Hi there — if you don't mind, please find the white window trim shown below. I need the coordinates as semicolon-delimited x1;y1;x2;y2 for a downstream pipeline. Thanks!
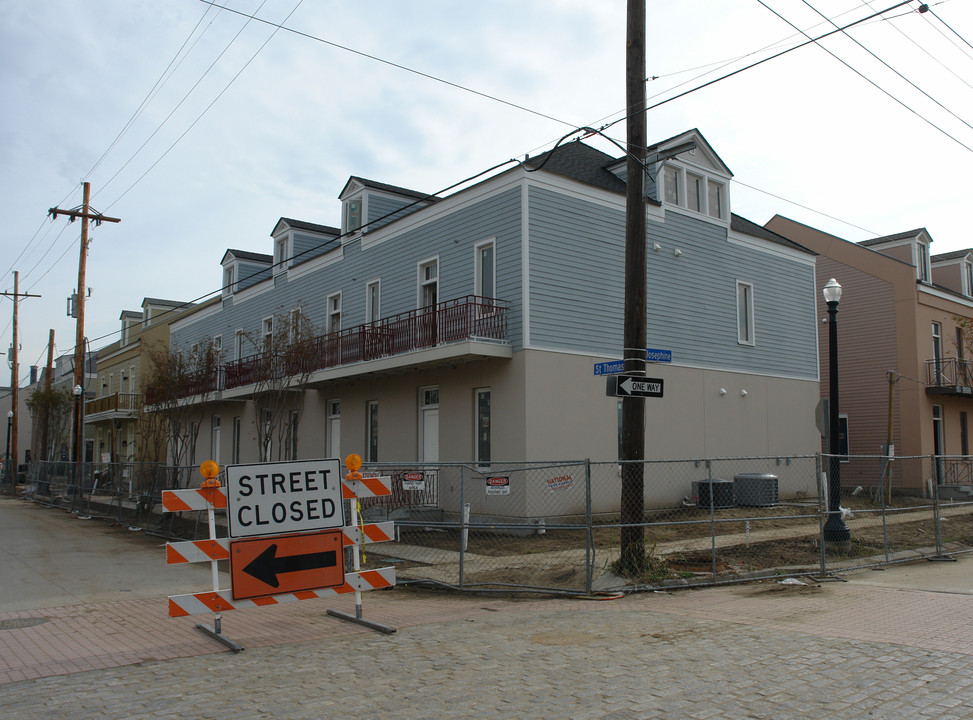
234;329;246;360
737;281;755;346
343;195;365;235
474;239;496;299
222;264;236;297
327;292;342;333
662;162;729;223
273;234;291;275
916;242;931;283
366;279;381;323
417;256;440;308
262;316;274;349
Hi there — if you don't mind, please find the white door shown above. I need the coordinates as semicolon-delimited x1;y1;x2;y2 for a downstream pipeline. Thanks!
421;408;439;463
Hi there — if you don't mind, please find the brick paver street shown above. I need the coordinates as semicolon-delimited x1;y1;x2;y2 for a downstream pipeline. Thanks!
3;496;973;719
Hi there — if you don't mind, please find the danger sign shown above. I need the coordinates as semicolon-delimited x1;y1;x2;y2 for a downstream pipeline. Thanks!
225;459;344;539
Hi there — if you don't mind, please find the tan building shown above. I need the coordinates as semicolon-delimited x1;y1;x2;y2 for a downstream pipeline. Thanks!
767;216;973;492
85;298;194;464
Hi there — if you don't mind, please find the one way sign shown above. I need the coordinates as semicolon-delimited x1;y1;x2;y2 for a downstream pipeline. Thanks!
607;374;664;398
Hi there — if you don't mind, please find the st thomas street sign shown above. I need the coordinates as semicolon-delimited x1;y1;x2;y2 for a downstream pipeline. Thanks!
225;458;344;539
606;374;664;398
230;530;344;600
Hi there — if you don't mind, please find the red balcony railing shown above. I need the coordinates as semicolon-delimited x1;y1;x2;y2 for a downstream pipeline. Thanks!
220;295;507;392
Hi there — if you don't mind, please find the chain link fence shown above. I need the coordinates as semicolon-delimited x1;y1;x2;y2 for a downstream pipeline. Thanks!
12;454;973;595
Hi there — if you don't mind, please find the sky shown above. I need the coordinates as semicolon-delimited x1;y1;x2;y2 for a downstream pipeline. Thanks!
2;0;972;386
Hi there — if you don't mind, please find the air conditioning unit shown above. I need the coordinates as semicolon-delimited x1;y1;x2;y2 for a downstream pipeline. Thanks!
734;473;779;507
692;479;734;510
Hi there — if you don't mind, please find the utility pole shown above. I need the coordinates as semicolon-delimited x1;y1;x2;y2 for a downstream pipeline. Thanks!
618;0;648;574
43;329;55;462
49;182;121;464
1;271;40;484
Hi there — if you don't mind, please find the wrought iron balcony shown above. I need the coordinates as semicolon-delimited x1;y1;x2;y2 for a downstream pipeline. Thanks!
221;295;508;392
84;392;140;418
926;357;973;397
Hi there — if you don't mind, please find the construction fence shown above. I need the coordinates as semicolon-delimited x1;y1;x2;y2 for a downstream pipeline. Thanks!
11;454;973;596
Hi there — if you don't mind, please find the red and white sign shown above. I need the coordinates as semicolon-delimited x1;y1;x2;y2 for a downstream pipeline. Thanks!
486;476;510;496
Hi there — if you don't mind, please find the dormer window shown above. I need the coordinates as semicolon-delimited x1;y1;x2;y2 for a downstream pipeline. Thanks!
274;235;290;274
344;196;363;234
917;242;930;283
222;265;235;296
662;163;727;221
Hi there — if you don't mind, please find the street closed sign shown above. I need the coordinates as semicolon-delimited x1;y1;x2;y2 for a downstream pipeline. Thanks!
225;459;344;539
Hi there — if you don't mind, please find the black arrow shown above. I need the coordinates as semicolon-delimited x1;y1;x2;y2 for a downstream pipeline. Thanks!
243;544;338;588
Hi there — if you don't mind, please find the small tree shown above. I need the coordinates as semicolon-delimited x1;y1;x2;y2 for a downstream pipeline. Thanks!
143;340;221;481
26;385;74;462
249;308;321;462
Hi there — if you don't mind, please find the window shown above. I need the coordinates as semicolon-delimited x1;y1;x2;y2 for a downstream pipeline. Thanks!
213;335;222;356
223;265;235;295
366;280;381;323
235;330;246;360
289;308;302;343
327;400;341;459
663;165;679;205
231;417;241;464
262;317;273;349
419;258;438;307
274;236;289;272
933;321;944;384
366;400;379;463
211;416;221;464
917;242;930;283
737;281;755;345
475;241;495;299
345;197;362;233
327;293;341;333
965;261;973;297
419;386;439;463
475;388;491;466
686;173;703;212
707;181;725;219
962;412;969;456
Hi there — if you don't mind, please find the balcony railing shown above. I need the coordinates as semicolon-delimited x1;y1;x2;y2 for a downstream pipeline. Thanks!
220;295;507;392
926;357;973;395
84;392;140;416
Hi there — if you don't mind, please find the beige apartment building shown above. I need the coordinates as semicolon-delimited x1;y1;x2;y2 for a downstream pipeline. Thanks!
84;298;193;464
767;216;973;492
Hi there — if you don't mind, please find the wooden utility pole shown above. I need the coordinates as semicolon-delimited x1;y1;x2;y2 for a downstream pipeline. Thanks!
42;329;55;461
1;272;40;483
618;0;648;574
49;182;121;464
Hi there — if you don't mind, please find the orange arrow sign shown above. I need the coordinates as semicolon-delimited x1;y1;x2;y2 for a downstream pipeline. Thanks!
230;530;344;601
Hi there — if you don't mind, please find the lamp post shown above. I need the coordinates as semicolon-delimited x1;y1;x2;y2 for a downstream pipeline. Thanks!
823;278;851;550
5;410;12;486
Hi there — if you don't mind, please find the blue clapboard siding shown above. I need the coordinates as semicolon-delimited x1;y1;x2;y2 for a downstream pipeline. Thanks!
366;194;430;232
235;259;271;292
291;231;338;266
172;187;524;353
526;186;816;379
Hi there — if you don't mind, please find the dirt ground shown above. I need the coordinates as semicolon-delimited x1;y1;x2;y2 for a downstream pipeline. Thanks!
375;497;973;588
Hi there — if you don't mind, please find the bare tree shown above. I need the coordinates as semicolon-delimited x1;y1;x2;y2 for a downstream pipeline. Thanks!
26;385;74;462
249;308;321;462
143;340;221;483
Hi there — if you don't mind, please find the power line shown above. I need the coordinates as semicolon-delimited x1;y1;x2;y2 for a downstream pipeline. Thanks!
755;0;973;154
929;5;973;52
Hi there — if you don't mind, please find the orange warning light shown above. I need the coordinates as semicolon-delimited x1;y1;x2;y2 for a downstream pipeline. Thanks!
200;460;221;488
345;454;362;472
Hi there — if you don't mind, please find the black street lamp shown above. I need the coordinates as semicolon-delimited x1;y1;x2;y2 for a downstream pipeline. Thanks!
823;278;851;550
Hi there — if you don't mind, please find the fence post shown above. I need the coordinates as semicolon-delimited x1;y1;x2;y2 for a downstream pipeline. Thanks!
707;460;717;580
817;454;826;576
459;464;466;589
584;459;593;596
933;475;944;557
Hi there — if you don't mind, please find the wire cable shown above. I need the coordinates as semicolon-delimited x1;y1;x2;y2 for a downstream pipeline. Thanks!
101;0;304;211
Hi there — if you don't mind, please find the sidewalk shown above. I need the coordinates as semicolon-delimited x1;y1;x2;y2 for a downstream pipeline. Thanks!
4;496;973;719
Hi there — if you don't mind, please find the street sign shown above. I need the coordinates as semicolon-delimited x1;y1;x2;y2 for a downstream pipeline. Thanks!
230;530;344;600
594;349;672;375
607;374;664;398
225;459;344;539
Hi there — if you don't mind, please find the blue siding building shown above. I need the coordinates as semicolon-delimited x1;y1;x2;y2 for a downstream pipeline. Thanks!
169;129;820;508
